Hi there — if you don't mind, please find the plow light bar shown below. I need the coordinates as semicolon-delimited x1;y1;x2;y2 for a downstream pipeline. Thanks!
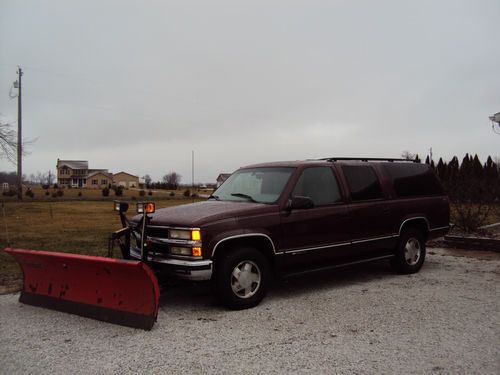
137;202;155;214
114;201;129;213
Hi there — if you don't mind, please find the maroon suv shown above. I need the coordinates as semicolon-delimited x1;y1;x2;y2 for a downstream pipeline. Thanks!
127;158;450;309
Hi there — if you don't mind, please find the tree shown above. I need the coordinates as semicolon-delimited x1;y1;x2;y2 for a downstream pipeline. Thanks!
143;174;152;188
162;172;181;190
0;121;17;164
47;170;54;185
436;158;447;182
401;151;416;160
0;119;34;165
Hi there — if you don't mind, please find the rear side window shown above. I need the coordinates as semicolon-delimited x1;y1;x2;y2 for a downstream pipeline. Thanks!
342;165;384;201
383;163;444;197
292;167;342;206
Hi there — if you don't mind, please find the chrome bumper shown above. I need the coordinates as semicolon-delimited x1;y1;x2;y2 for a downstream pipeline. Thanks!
130;246;212;281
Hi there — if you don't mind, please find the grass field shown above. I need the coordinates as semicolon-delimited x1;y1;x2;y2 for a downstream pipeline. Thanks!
0;197;201;290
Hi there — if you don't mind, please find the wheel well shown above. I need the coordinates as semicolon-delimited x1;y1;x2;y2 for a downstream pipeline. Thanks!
399;218;429;241
212;236;275;270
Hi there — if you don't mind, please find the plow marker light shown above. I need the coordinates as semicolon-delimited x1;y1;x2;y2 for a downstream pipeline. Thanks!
4;248;160;330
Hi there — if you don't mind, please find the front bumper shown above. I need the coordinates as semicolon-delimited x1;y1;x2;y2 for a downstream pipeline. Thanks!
130;246;212;281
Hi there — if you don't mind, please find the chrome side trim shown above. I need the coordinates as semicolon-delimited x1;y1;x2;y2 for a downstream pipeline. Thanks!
398;217;430;234
287;241;351;255
351;235;398;244
286;234;398;255
212;233;277;257
429;225;450;232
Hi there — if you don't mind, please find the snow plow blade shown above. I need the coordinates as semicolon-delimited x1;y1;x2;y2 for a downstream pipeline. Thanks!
4;248;160;330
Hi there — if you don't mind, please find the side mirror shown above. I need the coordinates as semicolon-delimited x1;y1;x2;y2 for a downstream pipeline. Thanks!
287;196;314;210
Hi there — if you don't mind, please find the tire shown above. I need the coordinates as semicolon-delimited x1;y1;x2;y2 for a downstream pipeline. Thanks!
213;247;270;310
390;228;426;274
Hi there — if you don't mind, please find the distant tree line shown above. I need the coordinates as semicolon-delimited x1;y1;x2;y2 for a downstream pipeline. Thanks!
421;153;499;232
426;154;499;204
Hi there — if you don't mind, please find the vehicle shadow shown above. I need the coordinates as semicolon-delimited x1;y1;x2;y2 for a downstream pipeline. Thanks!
157;259;413;312
269;259;397;301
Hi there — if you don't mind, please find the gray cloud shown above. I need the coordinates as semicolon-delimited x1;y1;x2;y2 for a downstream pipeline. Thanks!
1;0;499;182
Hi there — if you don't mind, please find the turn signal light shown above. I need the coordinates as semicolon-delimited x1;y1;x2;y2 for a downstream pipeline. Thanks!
137;202;155;214
191;230;201;241
192;247;202;257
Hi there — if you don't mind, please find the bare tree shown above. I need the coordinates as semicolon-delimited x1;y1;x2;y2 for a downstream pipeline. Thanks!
0;121;17;164
0;119;35;165
401;150;416;160
162;172;181;190
47;170;54;185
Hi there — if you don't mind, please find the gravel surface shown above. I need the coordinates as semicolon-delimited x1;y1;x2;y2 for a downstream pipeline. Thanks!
1;248;499;374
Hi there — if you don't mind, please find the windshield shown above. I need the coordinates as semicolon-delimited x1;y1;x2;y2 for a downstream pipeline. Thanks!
212;167;294;204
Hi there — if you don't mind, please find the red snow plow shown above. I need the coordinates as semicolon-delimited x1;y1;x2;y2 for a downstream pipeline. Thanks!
4;201;160;330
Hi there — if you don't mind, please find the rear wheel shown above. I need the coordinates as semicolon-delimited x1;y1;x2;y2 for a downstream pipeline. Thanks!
213;247;270;310
390;228;426;274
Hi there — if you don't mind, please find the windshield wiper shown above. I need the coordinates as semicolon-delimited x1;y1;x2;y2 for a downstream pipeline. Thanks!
230;193;258;203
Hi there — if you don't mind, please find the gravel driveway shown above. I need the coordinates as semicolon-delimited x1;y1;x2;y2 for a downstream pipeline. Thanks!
1;248;498;374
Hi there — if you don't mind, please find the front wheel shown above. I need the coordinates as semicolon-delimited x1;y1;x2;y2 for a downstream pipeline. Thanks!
213;247;270;310
390;229;426;274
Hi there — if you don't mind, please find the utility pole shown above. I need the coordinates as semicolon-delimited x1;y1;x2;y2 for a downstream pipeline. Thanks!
191;150;195;203
16;66;23;200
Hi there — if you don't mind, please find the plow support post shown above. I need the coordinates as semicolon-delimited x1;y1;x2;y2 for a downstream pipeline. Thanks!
4;248;160;330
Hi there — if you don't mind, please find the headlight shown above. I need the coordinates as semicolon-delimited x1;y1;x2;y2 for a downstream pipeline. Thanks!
113;201;129;213
169;229;191;240
169;229;202;241
170;246;202;257
170;247;192;256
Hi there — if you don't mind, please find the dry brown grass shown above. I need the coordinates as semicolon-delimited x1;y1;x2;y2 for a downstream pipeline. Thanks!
0;199;200;283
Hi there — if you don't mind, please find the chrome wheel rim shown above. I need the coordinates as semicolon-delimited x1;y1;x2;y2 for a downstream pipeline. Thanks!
404;238;421;266
231;260;261;299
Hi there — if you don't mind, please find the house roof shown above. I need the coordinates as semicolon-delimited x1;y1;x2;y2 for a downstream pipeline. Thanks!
57;160;88;170
87;171;113;179
113;171;139;179
88;169;109;174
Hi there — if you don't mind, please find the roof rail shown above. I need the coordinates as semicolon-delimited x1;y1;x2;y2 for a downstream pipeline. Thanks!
320;157;417;163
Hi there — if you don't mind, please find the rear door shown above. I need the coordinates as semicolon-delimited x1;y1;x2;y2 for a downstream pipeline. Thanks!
340;164;396;254
280;166;351;270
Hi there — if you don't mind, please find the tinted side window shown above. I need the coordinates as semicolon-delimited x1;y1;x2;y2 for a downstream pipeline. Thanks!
342;165;384;201
383;163;444;197
292;167;342;206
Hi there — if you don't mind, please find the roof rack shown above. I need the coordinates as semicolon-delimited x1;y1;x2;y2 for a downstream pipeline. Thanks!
320;157;417;163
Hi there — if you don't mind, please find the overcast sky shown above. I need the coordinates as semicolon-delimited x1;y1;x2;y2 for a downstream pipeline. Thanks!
1;0;499;183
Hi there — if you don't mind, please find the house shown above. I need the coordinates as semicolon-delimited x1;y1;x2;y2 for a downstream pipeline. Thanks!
88;171;113;189
57;160;94;188
113;172;139;188
56;159;135;189
216;173;231;187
